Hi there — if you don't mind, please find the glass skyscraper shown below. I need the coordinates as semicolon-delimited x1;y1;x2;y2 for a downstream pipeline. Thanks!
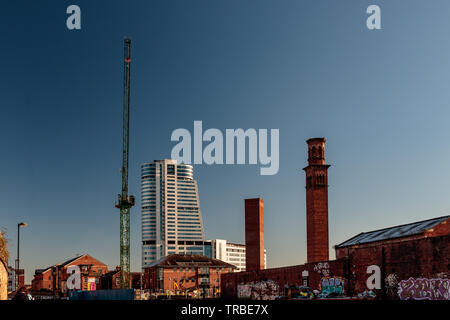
141;159;205;268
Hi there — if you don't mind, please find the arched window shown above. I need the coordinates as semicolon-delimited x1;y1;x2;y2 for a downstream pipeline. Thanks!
318;146;323;158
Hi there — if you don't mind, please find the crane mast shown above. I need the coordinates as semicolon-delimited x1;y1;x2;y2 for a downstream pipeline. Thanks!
116;37;134;289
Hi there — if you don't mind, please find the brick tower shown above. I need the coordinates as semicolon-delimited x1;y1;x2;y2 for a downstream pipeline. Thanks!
245;198;265;271
303;138;330;263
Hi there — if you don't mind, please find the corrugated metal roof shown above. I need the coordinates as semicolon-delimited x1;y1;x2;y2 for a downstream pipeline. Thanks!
335;215;450;248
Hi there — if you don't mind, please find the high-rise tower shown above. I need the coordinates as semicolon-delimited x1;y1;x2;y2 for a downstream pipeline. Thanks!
303;138;330;263
141;160;205;268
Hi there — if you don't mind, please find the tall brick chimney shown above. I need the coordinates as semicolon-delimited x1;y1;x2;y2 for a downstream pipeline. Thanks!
245;198;265;271
303;138;330;263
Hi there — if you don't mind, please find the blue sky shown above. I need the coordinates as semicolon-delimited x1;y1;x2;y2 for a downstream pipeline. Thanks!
2;0;450;283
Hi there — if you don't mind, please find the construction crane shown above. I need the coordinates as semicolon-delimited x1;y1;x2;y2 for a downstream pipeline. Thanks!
116;37;135;289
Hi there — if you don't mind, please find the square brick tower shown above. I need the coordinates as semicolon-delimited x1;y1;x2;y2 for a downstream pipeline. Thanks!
245;198;265;271
303;138;330;263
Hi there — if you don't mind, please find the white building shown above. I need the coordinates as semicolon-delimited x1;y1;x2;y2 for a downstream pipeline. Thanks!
141;160;205;268
206;239;267;272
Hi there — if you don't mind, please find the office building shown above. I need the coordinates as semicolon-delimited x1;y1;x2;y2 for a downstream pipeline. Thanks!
141;160;205;268
205;239;266;272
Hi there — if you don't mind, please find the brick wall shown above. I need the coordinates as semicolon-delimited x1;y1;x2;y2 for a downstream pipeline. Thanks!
145;266;233;294
221;259;348;298
344;234;450;299
221;234;450;299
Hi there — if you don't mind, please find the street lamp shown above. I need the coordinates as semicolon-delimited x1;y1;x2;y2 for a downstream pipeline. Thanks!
15;222;27;291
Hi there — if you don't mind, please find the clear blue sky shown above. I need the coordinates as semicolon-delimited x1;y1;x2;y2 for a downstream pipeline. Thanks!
2;0;450;283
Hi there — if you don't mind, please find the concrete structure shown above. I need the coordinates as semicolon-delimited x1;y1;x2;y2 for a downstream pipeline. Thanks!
303;138;330;263
245;198;265;271
143;254;235;297
141;160;205;268
205;239;267;272
31;254;109;297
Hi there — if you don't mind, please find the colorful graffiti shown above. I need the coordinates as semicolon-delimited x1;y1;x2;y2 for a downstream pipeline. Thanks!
314;262;330;277
398;277;450;300
237;280;280;300
319;277;345;296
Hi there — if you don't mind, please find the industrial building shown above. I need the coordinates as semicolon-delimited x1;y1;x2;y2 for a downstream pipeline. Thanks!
221;138;450;300
31;254;109;297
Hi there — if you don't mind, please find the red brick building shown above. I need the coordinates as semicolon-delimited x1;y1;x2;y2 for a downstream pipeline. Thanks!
101;266;122;290
303;138;330;263
220;138;450;300
245;198;265;271
31;254;109;297
101;266;143;290
335;215;450;298
222;215;450;300
143;254;235;297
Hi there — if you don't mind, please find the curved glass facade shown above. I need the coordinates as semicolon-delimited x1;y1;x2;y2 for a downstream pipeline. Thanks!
141;160;205;268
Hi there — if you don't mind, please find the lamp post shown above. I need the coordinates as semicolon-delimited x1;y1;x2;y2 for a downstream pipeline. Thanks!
15;222;27;291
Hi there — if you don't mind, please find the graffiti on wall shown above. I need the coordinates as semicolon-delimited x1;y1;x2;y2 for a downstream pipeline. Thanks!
314;262;330;277
398;277;450;300
319;277;345;295
237;280;280;300
384;273;399;298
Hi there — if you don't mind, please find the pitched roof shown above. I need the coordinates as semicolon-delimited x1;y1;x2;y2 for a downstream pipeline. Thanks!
143;254;237;269
335;215;450;248
34;254;106;274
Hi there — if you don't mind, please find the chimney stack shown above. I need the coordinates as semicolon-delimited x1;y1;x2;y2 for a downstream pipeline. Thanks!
245;198;265;271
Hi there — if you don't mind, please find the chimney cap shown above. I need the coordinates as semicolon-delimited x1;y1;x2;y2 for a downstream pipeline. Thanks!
306;137;326;144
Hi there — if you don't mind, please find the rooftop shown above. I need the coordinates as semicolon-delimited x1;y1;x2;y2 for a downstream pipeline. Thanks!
144;254;237;269
335;215;450;248
34;254;96;274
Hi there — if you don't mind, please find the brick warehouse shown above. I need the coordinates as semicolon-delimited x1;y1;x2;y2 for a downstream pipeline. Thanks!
221;138;450;300
31;254;109;297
